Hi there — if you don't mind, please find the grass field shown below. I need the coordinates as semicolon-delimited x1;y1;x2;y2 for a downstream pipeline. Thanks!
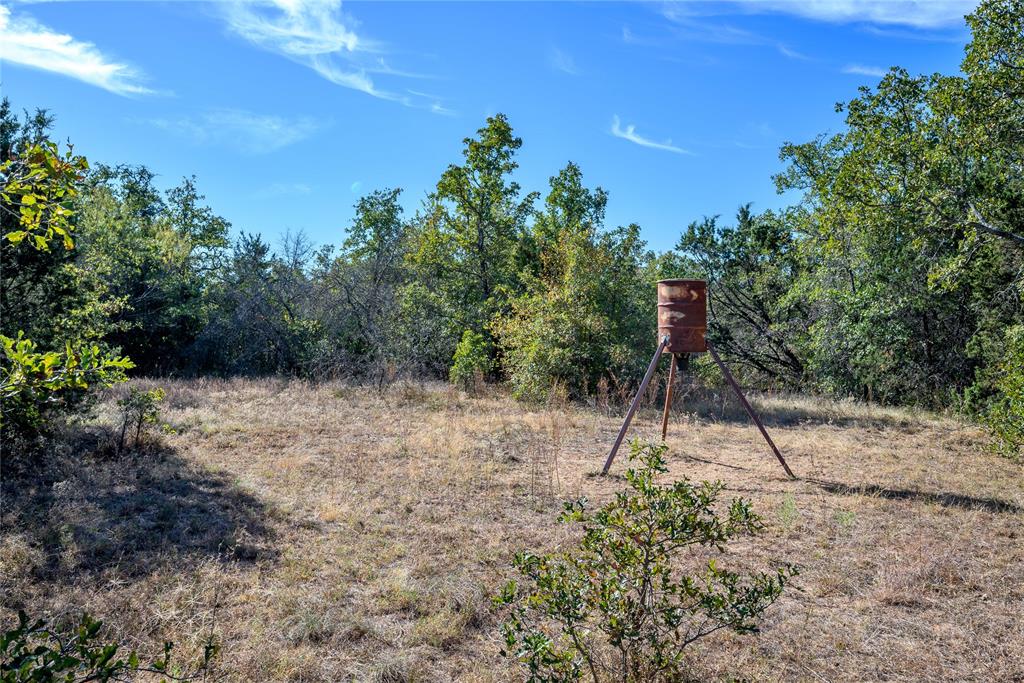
2;378;1022;681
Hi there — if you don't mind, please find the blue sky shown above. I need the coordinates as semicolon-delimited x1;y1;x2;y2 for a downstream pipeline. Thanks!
0;0;976;252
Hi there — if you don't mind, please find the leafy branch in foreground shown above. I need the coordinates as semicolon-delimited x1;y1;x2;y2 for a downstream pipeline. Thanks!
1;610;217;683
0;333;132;435
0;140;87;251
494;441;796;682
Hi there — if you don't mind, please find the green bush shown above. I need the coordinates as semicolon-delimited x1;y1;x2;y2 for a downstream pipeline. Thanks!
450;330;494;392
1;610;216;682
984;325;1024;459
116;386;166;454
0;334;131;445
494;441;796;682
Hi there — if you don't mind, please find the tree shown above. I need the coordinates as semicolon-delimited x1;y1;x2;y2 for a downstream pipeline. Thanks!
196;232;321;376
773;0;1024;405
0;102;131;444
405;114;538;374
494;163;652;401
75;168;230;373
312;188;409;380
677;205;807;386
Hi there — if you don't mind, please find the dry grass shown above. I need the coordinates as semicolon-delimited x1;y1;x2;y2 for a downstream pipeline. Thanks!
2;377;1022;681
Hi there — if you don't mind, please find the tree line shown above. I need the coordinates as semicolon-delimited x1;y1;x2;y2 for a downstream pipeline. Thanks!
2;0;1021;456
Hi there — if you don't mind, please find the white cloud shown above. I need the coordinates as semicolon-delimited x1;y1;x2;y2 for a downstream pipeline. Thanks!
263;181;313;197
549;46;578;75
621;24;666;48
694;1;977;29
777;44;809;60
610;115;691;155
220;0;449;113
150;109;321;155
661;6;807;58
842;63;888;77
0;4;152;96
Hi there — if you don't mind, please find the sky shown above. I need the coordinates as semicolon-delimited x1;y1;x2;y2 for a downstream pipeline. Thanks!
0;0;978;252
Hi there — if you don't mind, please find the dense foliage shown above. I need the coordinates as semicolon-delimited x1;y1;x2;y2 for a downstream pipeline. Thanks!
494;441;795;682
1;0;1021;455
0;103;132;446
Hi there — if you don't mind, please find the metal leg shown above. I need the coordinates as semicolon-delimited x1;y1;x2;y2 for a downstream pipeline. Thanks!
661;353;677;441
706;340;796;479
602;337;669;475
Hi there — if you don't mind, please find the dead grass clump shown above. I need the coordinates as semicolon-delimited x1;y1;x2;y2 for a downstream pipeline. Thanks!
872;540;977;607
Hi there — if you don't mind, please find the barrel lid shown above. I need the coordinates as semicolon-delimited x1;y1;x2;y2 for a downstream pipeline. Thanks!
657;278;707;286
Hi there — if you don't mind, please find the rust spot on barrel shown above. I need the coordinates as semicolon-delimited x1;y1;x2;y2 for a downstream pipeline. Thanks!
657;279;707;353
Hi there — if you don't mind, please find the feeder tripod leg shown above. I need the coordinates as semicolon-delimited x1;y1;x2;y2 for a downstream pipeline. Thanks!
602;337;669;475
660;353;677;441
706;340;797;479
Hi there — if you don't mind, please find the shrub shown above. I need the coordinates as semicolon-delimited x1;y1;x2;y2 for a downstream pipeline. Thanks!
0;334;132;445
984;325;1024;460
116;386;166;454
494;441;796;682
450;330;494;393
1;610;216;682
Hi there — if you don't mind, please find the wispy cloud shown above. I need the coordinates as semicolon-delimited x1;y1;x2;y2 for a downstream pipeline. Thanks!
861;24;966;43
680;1;977;30
549;46;578;75
0;4;153;96
759;0;976;28
777;44;809;60
610;115;691;155
262;182;314;197
660;6;810;58
149;109;322;155
842;63;888;77
621;24;666;48
219;0;450;113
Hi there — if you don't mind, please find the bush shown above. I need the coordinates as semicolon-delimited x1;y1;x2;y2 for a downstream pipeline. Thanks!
1;610;216;682
116;386;166;454
984;325;1024;460
0;334;132;446
494;441;796;682
450;330;494;393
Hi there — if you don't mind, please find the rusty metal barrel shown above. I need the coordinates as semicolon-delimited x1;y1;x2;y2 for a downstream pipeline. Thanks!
657;279;707;353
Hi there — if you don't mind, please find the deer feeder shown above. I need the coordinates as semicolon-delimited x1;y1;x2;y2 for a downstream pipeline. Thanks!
657;279;707;353
601;279;795;479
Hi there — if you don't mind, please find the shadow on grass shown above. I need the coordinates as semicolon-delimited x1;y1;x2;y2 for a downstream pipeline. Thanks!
1;426;276;583
806;478;1023;514
630;375;943;430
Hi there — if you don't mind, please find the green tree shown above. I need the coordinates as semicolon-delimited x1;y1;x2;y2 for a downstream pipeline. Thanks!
75;168;230;373
0;103;131;444
313;188;409;379
677;205;807;386
196;231;323;376
449;329;494;393
774;0;1024;406
405;114;538;373
494;163;652;401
